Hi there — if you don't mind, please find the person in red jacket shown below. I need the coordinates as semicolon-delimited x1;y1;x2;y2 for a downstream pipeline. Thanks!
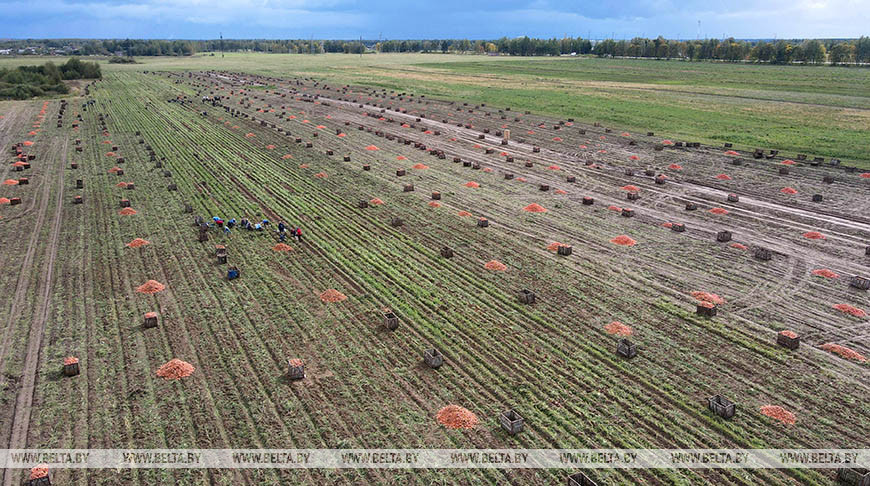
295;227;302;242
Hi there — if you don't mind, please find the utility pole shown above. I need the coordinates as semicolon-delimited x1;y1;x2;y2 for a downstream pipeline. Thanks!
360;35;363;58
220;32;224;58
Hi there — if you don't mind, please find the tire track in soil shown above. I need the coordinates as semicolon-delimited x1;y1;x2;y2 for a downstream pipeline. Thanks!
1;137;65;486
0;133;60;378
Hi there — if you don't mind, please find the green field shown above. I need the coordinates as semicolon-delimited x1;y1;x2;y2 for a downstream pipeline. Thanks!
4;53;867;168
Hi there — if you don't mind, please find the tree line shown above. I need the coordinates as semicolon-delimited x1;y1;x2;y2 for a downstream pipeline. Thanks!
3;37;869;65
589;36;869;65
0;58;101;100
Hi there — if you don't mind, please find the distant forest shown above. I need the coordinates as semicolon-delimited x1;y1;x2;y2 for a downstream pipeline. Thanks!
3;36;869;65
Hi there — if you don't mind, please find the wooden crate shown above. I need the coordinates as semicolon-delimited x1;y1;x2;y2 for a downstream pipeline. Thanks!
617;338;637;359
287;359;305;380
567;472;597;486
708;395;736;419
63;362;80;377
500;409;524;435
517;290;535;305
836;467;870;486
423;349;443;369
850;276;870;290
776;332;800;350
383;312;399;330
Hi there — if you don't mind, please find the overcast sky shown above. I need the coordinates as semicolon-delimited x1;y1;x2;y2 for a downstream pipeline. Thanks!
2;0;868;40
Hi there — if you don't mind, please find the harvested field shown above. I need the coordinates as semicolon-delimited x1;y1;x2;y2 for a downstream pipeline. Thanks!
0;58;868;486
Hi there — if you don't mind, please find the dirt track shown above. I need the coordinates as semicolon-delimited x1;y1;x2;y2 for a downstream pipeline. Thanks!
1;135;66;486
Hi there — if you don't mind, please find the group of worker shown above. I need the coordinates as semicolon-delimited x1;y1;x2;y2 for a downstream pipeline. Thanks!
277;221;303;243
208;216;302;243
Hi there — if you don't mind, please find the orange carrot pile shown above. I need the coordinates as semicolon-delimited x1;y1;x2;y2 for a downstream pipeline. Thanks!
833;304;866;317
760;405;796;425
605;321;633;336
156;359;195;380
119;208;137;215
126;238;150;248
803;231;825;240
319;289;347;303
136;280;165;294
820;343;866;362
484;260;507;271
811;269;839;278
272;243;293;252
610;235;636;246
523;203;547;213
436;405;479;429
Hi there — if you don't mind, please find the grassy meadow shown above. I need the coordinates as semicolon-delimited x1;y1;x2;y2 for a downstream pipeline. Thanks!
3;52;868;166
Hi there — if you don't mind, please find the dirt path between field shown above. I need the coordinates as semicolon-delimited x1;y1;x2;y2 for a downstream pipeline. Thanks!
1;137;66;486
